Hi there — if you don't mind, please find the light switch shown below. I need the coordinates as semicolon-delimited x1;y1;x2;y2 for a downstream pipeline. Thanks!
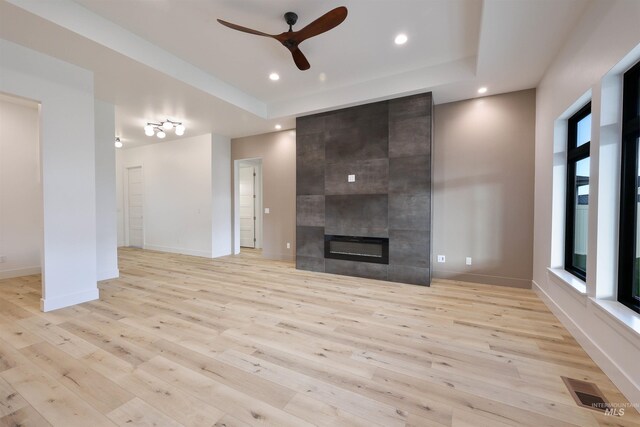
348;174;356;182
264;208;270;214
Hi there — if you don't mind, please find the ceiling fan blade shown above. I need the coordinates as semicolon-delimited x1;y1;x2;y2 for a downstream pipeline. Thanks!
291;48;310;70
293;6;348;43
217;19;275;38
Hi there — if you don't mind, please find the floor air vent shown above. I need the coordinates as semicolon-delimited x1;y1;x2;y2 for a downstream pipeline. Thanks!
562;376;609;412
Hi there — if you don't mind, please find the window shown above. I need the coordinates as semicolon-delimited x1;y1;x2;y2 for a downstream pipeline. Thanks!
565;102;591;281
619;60;640;313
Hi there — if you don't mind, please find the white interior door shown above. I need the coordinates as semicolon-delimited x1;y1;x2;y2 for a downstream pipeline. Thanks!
127;166;144;248
239;166;255;248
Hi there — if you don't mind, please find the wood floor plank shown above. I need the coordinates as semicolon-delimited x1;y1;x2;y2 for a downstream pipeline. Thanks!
283;393;385;427
0;405;52;427
139;355;313;427
15;316;98;359
149;338;295;409
0;247;637;426
216;349;406;427
107;397;181;427
0;377;28;418
116;369;224;427
251;344;455;426
0;365;115;427
19;342;133;414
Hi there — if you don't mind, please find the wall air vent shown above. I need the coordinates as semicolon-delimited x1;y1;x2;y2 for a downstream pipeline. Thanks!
561;376;609;412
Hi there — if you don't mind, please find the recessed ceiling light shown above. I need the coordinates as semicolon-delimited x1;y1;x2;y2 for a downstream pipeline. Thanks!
478;87;488;94
275;124;282;130
394;33;408;45
269;73;280;81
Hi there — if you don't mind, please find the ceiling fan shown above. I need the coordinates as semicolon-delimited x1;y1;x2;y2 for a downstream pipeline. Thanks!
217;6;348;71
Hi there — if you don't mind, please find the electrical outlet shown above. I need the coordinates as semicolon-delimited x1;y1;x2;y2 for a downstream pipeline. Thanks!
286;242;291;249
437;255;445;263
466;257;472;266
348;174;356;182
264;208;270;214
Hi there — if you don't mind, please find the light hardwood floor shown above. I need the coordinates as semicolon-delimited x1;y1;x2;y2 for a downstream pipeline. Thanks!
0;248;638;426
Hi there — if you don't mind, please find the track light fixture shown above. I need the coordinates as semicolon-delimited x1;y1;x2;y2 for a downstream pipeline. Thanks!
144;119;186;138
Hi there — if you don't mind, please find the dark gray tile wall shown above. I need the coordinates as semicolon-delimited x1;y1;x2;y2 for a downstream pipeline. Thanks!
296;195;325;226
325;159;389;195
325;195;389;237
296;226;325;258
325;258;389;281
296;92;432;286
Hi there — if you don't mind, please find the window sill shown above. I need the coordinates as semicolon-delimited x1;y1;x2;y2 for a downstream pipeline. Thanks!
547;267;587;295
590;298;640;344
546;268;640;346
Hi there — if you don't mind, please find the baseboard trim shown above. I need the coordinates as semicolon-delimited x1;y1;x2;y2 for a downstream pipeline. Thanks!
432;269;531;288
532;279;640;407
97;269;120;281
0;266;41;280
265;252;295;262
143;244;212;258
41;288;99;312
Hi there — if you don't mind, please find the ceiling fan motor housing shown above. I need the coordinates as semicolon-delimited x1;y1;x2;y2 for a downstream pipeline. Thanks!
284;12;298;27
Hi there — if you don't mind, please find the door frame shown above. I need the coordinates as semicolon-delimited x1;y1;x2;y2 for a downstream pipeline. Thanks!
123;164;144;248
233;158;262;254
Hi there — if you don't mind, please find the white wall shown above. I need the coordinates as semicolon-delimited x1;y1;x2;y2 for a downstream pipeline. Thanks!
95;99;118;280
0;39;98;311
533;0;640;405
117;134;215;257
211;134;232;258
0;95;42;279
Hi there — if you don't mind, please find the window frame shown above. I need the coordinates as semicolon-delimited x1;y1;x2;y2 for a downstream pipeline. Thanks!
564;102;591;281
618;60;640;313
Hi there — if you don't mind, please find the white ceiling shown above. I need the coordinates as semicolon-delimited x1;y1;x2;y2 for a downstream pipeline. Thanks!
0;0;590;147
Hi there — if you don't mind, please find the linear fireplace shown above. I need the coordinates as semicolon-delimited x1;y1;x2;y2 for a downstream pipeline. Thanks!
324;235;389;265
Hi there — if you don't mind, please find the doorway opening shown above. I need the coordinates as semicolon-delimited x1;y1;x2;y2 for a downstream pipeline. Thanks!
235;159;263;255
125;165;144;248
0;93;43;306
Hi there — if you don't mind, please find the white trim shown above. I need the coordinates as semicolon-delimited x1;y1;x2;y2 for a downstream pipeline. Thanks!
143;244;212;258
533;280;640;407
233;157;263;255
40;288;99;312
0;266;41;280
547;267;587;295
233;160;240;255
591;298;640;347
97;268;119;281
